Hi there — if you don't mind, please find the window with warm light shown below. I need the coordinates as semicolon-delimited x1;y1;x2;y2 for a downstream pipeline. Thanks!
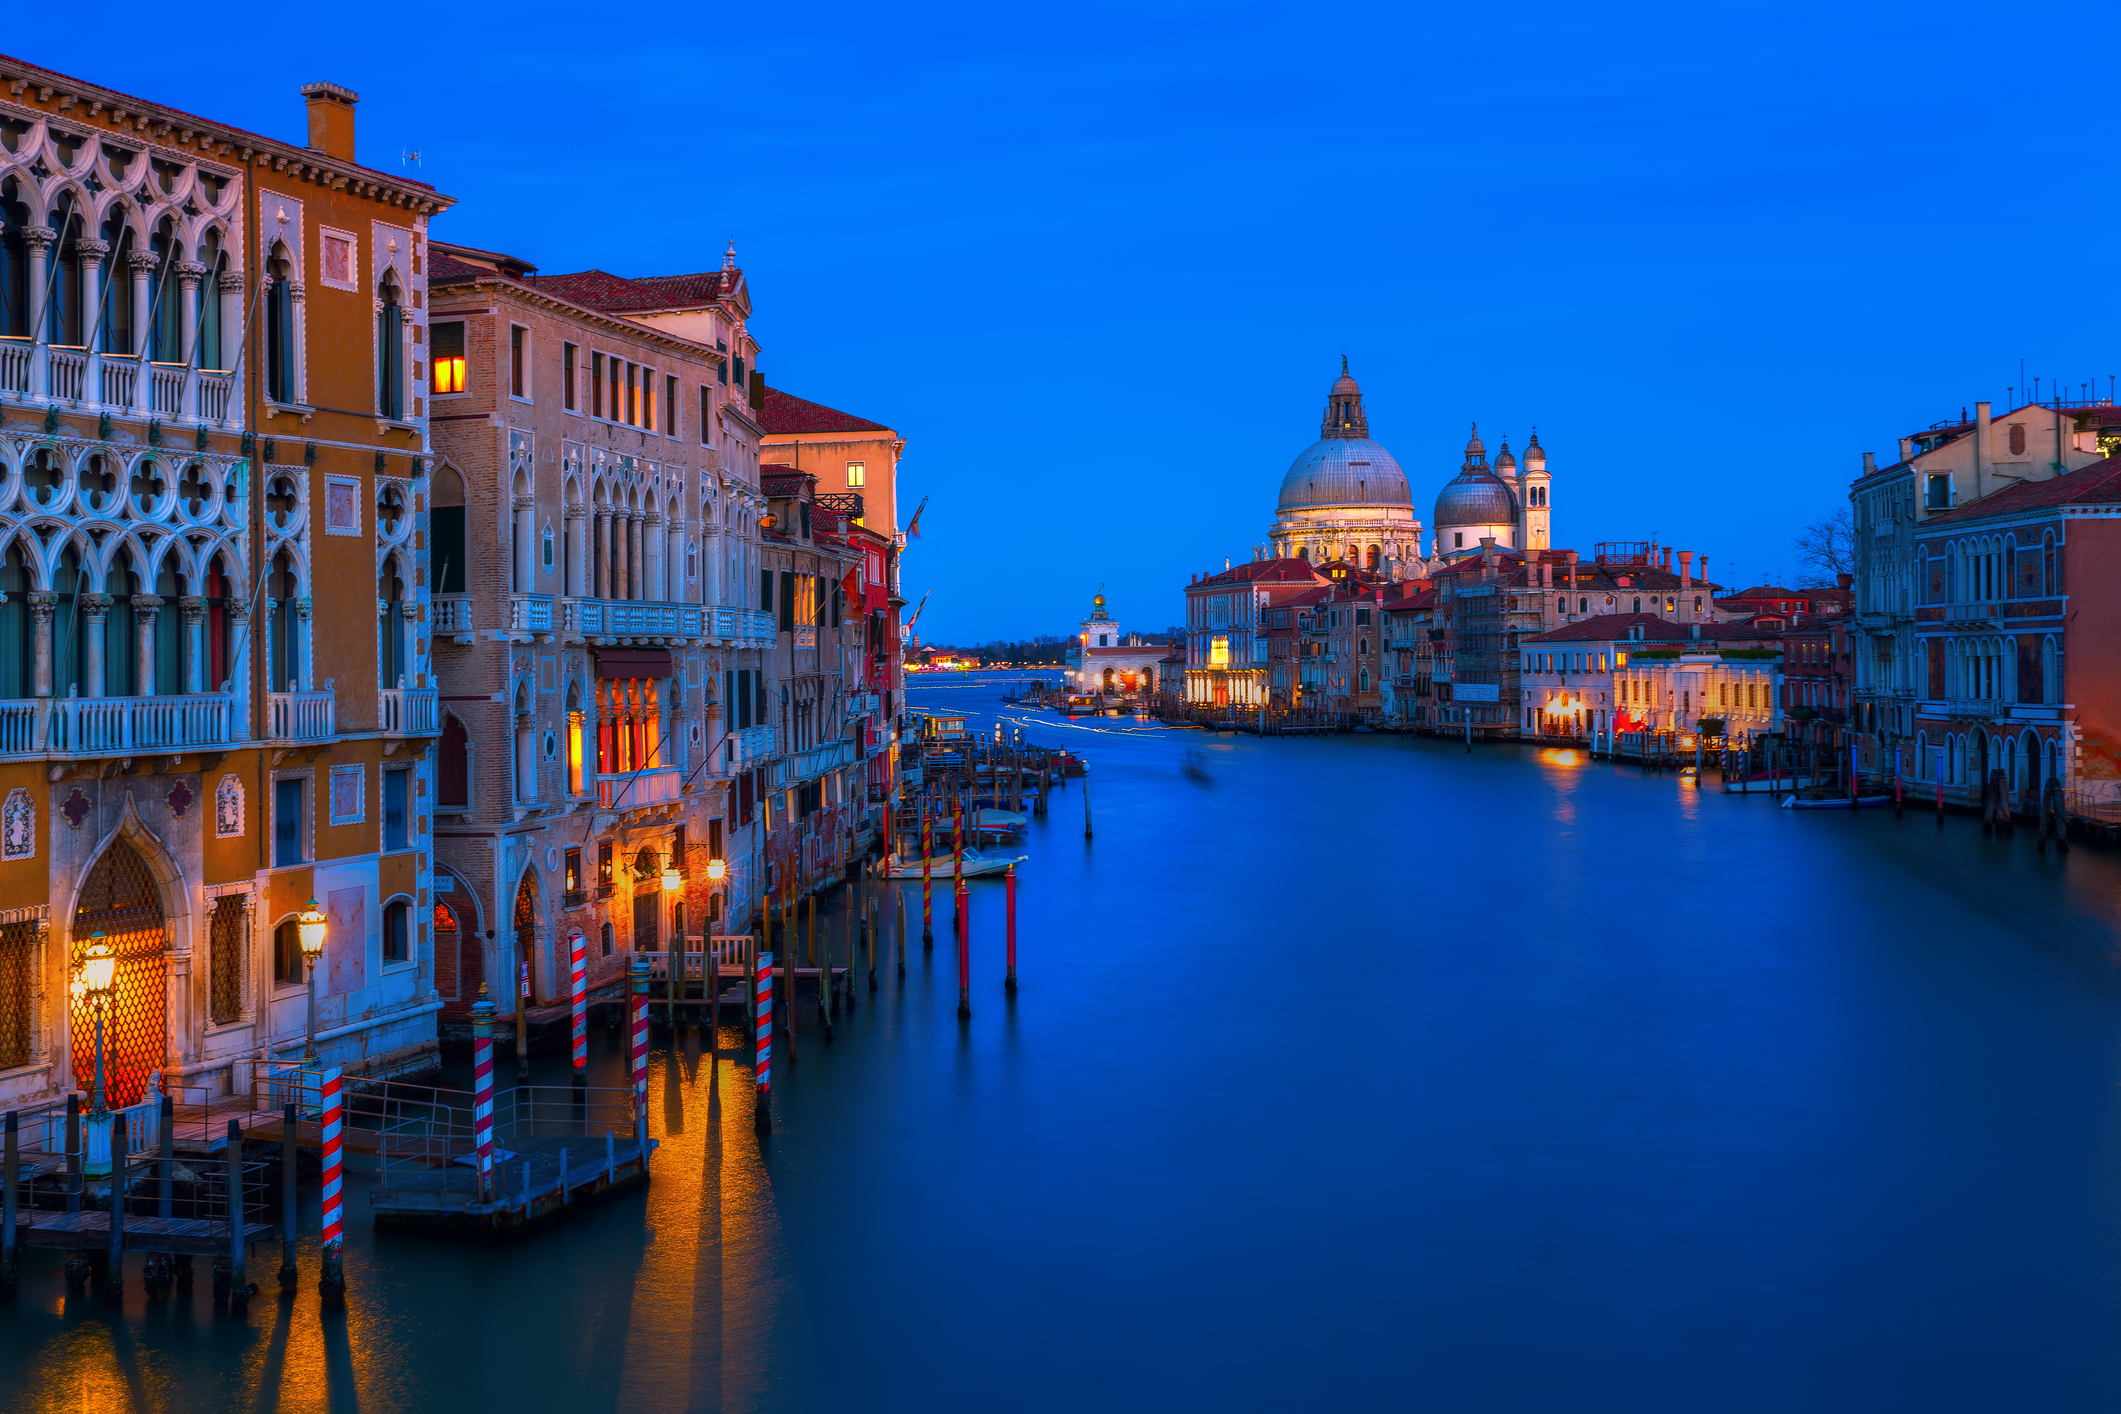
846;460;866;488
1209;635;1230;667
431;321;466;395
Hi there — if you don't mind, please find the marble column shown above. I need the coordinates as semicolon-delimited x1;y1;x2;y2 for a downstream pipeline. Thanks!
513;493;536;594
669;520;688;604
133;594;162;697
76;239;108;353
126;250;156;362
28;592;55;698
21;229;54;345
225;598;248;699
627;513;644;600
80;594;111;697
179;596;206;693
176;261;206;368
293;598;313;691
596;510;612;600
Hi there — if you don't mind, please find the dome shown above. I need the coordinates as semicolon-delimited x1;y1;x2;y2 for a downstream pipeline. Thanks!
1435;468;1519;528
1331;371;1360;396
1494;439;1517;471
1277;437;1413;512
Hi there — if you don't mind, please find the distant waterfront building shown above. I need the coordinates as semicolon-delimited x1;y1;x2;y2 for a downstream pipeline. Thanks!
1070;591;1170;695
1182;560;1327;708
1521;616;1783;744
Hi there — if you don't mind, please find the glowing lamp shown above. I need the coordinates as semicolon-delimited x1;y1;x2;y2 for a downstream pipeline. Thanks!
661;859;683;893
297;898;329;960
76;932;116;998
759;512;778;531
705;857;728;884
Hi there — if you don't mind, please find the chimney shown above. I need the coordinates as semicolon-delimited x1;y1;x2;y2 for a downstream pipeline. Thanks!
1566;549;1579;591
1679;550;1692;589
1541;562;1553;589
1663;547;1673;572
1899;437;1913;463
1861;451;1876;476
1480;536;1497;575
1975;400;1991;498
300;82;360;163
1698;555;1708;593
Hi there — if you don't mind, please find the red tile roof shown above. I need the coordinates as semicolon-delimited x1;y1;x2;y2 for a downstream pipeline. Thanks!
1523;613;1783;646
1922;454;2121;525
758;387;892;436
1190;558;1330;588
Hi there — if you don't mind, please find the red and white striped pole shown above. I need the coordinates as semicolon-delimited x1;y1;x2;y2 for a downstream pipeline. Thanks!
1004;863;1018;995
754;949;774;1135
470;984;496;1203
568;930;587;1088
628;956;650;1155
318;1065;345;1303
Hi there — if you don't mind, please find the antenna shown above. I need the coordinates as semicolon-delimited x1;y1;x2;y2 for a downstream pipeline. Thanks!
401;149;422;168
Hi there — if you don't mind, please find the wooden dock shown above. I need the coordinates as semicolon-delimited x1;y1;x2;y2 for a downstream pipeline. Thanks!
10;1210;277;1254
370;1132;656;1236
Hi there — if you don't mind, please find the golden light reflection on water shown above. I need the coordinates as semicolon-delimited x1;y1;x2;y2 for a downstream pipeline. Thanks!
0;1033;789;1414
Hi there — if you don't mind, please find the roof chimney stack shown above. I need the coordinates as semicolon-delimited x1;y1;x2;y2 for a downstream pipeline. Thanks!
1565;549;1579;591
1862;451;1876;476
1679;550;1693;590
300;82;360;163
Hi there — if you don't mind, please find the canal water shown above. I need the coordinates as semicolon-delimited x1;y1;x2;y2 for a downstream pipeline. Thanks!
8;674;2121;1411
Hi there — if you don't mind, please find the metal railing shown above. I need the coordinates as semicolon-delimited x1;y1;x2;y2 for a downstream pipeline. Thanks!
372;1081;640;1198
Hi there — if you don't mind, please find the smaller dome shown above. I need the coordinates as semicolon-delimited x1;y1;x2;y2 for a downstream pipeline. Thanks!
1494;439;1516;471
1435;468;1519;529
1524;431;1546;464
1464;423;1486;460
1331;371;1360;396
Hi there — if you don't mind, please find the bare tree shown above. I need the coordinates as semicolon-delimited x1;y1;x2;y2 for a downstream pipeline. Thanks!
1793;509;1853;583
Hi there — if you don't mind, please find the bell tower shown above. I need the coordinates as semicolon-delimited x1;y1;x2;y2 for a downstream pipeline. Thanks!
1520;431;1551;551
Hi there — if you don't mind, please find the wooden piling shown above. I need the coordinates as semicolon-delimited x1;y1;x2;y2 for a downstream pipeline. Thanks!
867;870;878;991
278;1102;298;1294
1082;778;1093;840
754;950;774;1136
226;1120;256;1314
811;891;831;1039
957;869;971;1021
1;1111;16;1300
1005;863;1018;994
105;1150;125;1306
65;1092;80;1214
920;805;934;945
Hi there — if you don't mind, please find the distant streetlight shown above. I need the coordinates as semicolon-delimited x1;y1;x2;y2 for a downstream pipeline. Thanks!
298;899;328;1064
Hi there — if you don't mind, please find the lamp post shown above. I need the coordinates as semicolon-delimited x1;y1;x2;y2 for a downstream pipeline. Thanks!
297;899;328;1066
73;933;116;1178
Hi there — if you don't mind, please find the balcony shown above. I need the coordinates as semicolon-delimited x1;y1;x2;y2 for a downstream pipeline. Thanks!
576;599;701;640
775;738;857;788
844;691;880;721
0;338;241;427
0;694;237;756
269;690;335;742
380;686;439;736
1941;698;2012;722
722;723;777;772
433;594;473;643
598;765;683;810
507;593;554;637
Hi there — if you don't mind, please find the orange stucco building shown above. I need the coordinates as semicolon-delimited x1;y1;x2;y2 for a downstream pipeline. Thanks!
0;56;452;1112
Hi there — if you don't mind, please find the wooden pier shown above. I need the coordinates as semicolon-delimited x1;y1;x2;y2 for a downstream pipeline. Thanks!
371;1131;656;1236
11;1210;277;1255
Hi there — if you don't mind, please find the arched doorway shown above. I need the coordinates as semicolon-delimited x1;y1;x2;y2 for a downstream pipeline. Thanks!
71;838;168;1107
435;899;485;1011
512;872;538;1006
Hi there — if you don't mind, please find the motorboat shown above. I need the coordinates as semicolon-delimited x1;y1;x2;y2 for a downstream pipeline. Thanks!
1781;794;1893;810
880;846;1026;880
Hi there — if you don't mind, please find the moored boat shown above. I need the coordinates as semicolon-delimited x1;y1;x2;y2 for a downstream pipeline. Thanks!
880;846;1026;880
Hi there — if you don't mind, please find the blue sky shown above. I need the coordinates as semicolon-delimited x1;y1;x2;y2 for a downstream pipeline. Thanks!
13;3;2115;643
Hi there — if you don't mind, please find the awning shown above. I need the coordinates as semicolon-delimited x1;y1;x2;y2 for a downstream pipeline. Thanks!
595;648;673;680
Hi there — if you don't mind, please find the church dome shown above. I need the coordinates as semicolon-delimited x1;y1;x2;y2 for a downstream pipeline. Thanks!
1277;437;1412;512
1435;468;1519;528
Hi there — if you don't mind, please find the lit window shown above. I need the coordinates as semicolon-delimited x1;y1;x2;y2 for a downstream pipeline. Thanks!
846;460;866;488
431;321;466;394
1209;635;1230;667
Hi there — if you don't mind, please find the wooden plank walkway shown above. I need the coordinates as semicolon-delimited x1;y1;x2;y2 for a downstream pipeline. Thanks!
10;1211;277;1254
371;1133;655;1236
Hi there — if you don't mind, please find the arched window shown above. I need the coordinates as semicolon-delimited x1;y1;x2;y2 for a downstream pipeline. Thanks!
0;177;30;339
1632;597;1641;613
378;559;406;689
146;215;182;364
267;549;299;692
2044;531;2057;596
438;713;470;808
97;204;135;355
0;543;28;698
265;240;295;402
196;229;227;371
377;272;404;418
514;684;537;804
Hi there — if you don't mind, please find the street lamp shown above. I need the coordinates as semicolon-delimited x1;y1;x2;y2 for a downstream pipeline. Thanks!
661;850;683;894
73;932;116;1176
297;898;328;1065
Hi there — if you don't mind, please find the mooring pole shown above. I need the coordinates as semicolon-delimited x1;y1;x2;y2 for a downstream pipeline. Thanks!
65;1092;80;1214
1895;744;1904;817
629;955;651;1151
319;1066;345;1305
1082;777;1093;839
920;805;934;945
956;869;972;1021
0;1111;15;1301
811;891;830;1038
754;950;774;1135
105;1148;125;1307
278;1101;298;1295
516;944;531;1080
867;874;878;991
1005;863;1018;995
471;985;497;1204
897;884;907;977
570;929;588;1089
226;1120;255;1314
952;803;964;925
